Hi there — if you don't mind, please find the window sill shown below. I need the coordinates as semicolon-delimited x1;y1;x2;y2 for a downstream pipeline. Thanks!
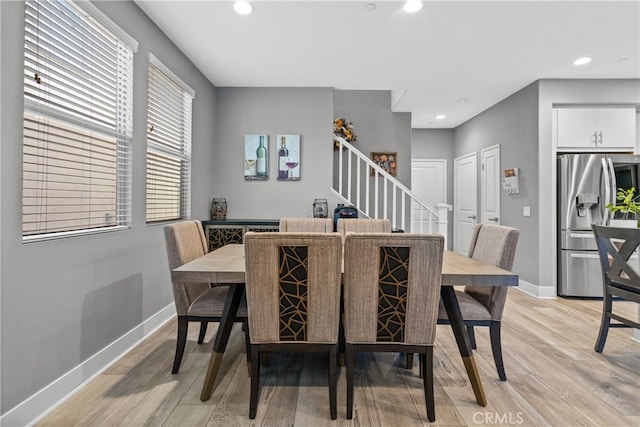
22;226;130;244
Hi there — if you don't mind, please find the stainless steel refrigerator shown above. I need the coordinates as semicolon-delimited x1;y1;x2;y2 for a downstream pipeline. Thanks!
557;153;640;297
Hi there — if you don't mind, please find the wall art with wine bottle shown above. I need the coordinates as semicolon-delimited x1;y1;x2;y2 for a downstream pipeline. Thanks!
244;134;269;180
276;134;301;181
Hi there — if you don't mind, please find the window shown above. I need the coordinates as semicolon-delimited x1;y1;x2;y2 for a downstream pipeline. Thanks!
145;54;194;223
23;0;137;240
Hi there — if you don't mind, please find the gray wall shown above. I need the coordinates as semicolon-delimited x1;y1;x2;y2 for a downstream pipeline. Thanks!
454;82;540;285
211;88;412;222
0;0;216;415
0;1;3;414
213;87;336;218
334;90;411;188
412;129;454;160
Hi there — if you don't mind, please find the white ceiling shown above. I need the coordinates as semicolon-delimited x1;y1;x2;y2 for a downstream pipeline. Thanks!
134;0;640;129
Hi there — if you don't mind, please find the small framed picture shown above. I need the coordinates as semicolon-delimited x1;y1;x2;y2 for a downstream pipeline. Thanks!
244;134;268;180
370;151;397;177
276;134;301;181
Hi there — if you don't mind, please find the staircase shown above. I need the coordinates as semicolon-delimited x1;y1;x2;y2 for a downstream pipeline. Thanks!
331;136;449;245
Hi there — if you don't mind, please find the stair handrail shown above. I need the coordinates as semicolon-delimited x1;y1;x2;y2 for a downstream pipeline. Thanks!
332;135;446;236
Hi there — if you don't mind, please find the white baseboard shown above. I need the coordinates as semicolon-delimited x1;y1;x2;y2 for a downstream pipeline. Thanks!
516;279;557;299
0;304;175;427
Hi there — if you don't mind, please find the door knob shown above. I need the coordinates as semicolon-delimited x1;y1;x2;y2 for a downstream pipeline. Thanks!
488;217;499;222
467;215;477;219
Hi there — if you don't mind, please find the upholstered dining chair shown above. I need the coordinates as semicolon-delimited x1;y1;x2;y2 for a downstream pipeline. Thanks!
163;220;247;374
591;225;640;353
337;218;392;235
337;218;392;265
244;232;343;419
336;219;392;360
278;217;333;232
429;223;519;381
343;232;444;422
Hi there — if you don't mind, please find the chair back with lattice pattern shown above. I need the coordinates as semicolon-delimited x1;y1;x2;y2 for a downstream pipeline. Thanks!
343;232;444;345
244;232;342;344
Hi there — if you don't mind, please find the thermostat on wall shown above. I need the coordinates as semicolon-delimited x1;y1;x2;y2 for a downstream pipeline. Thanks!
503;168;519;194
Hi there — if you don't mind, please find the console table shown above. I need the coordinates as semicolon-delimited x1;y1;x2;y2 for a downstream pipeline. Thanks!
201;219;280;251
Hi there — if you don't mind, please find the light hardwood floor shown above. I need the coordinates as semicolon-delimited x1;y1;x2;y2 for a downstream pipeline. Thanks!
37;289;639;426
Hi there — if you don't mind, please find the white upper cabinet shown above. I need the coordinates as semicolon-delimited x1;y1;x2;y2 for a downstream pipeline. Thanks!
555;107;637;151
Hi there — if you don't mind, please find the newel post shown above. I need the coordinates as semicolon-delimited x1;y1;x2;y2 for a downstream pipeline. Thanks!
436;203;451;247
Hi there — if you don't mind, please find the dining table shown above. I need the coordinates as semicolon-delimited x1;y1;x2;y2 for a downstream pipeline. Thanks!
171;243;519;404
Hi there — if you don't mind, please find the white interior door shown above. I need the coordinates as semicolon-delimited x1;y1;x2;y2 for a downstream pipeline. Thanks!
454;152;477;255
411;159;446;233
481;145;501;225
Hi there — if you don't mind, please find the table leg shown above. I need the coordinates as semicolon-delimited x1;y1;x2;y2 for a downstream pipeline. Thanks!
200;283;245;402
440;285;487;407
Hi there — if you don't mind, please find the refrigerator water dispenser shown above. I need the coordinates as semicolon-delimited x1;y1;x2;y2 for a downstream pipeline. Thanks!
576;193;599;217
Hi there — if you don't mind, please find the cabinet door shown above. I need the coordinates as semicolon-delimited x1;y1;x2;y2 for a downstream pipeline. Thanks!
597;108;636;149
556;108;598;148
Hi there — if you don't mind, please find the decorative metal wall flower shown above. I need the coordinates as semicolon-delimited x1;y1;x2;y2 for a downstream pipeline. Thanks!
333;117;356;150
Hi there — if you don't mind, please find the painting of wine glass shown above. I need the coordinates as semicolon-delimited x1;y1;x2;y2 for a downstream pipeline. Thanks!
244;134;268;180
276;134;301;181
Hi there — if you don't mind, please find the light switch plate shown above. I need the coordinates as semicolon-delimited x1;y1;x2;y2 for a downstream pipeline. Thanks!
523;206;531;217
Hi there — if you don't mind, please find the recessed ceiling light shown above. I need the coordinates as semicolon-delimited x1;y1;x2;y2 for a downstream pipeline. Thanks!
573;57;592;66
403;0;423;13
364;3;376;12
457;98;468;104
436;114;446;120
233;1;254;15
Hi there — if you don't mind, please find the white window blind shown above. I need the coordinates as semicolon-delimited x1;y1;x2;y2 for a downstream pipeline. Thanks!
23;0;136;240
146;54;193;223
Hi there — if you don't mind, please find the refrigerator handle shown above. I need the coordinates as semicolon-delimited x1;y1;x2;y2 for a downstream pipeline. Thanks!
602;158;611;225
601;157;616;225
607;157;617;206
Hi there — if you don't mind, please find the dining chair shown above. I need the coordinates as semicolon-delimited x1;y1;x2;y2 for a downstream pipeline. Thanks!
337;218;392;265
276;219;333;369
343;232;444;422
163;220;248;374
244;232;343;419
429;223;519;381
591;224;640;353
336;219;392;359
278;217;334;232
337;218;392;235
